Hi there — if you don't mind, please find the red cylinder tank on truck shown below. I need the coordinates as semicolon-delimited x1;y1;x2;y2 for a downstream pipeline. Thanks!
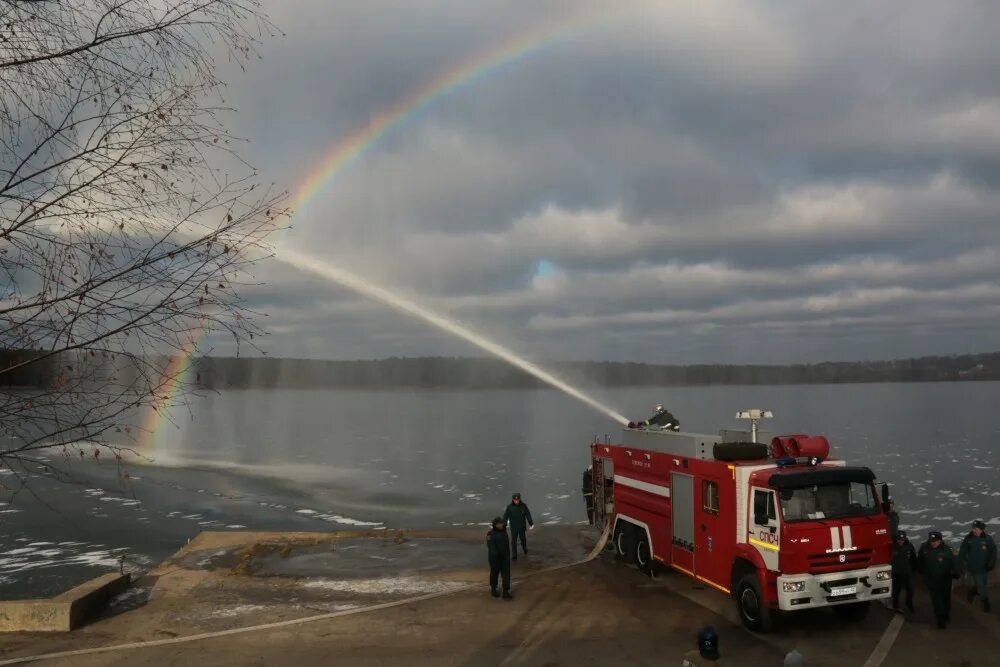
588;409;893;632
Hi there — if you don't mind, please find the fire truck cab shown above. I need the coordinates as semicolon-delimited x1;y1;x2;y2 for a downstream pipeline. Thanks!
589;412;893;631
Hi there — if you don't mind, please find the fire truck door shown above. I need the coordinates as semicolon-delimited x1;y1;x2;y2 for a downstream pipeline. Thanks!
749;487;780;571
670;472;695;574
695;477;727;589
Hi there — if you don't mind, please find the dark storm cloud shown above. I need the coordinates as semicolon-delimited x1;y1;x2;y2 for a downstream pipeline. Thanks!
214;0;1000;363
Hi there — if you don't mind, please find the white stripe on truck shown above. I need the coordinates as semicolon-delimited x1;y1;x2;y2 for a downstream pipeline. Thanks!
614;474;671;498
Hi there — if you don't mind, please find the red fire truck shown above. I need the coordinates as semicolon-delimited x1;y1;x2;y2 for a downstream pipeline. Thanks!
589;409;893;631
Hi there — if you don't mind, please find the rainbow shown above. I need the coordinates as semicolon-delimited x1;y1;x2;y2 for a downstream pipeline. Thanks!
290;11;598;212
138;12;599;452
136;336;200;452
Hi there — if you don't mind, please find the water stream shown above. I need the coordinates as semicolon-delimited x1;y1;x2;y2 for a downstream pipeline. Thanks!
276;247;629;425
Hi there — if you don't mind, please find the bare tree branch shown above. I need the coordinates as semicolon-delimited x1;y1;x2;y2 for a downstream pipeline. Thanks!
0;0;289;471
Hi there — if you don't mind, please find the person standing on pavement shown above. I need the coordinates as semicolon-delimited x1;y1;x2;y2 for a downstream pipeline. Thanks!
504;492;534;560
891;530;917;612
681;626;723;665
917;530;959;628
486;516;512;600
582;466;594;525
958;519;996;612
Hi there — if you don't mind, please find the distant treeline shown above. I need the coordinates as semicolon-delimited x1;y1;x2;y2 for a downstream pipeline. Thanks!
0;350;57;387
190;352;1000;389
5;349;999;390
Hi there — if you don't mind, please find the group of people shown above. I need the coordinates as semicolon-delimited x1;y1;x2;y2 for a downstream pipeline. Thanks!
889;503;996;629
485;492;534;600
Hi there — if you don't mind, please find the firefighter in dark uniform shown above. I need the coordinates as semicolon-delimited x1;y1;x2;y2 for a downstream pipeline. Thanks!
891;530;917;612
582;466;594;525
958;519;996;612
917;530;959;628
503;492;533;560
486;516;512;599
645;403;680;431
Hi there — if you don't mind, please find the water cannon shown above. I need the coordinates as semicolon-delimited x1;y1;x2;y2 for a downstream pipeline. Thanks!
735;409;773;443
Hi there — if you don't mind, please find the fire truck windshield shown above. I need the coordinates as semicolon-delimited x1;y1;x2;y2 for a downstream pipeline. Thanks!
778;481;879;522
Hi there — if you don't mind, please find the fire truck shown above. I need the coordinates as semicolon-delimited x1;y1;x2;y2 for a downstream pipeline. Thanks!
589;409;893;631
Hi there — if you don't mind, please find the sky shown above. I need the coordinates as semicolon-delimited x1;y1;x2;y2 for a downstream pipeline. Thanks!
211;0;1000;364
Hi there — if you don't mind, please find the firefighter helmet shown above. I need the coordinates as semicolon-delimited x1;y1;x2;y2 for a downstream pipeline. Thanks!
697;626;719;658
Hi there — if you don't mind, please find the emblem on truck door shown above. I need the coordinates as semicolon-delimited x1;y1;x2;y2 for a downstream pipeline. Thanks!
839;554;846;563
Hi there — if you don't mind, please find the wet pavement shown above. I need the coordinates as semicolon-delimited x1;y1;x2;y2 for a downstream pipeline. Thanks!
1;526;999;665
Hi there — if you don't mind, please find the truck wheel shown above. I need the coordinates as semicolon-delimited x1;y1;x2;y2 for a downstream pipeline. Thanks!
736;573;774;632
832;601;870;622
633;529;652;574
614;522;634;562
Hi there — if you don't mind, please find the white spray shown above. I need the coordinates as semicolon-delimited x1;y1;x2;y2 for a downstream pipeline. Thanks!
277;248;629;426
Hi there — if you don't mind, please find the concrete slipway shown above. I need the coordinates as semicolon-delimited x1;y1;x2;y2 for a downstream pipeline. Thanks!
1;527;998;666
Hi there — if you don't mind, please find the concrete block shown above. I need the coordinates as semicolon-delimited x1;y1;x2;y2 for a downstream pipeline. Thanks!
0;572;130;632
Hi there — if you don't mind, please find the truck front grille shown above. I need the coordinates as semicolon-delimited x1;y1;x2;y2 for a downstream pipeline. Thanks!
807;548;872;573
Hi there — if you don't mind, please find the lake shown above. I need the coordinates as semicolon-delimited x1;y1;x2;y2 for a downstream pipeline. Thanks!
2;381;998;599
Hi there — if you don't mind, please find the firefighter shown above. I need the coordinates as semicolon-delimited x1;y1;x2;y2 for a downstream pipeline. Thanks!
891;530;917;612
503;492;533;560
958;519;996;612
582;466;594;525
917;530;959;628
486;516;512;600
646;403;680;431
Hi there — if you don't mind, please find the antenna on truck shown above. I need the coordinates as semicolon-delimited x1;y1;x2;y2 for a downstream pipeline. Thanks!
735;409;773;443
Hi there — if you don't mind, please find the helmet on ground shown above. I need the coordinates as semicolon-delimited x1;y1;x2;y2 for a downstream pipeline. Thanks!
697;626;719;658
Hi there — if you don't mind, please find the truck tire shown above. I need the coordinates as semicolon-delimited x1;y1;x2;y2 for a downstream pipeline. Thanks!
614;522;635;563
735;573;774;632
832;601;870;622
633;528;652;574
713;442;769;461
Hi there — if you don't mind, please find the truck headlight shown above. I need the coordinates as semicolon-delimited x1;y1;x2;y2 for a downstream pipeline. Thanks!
875;571;892;582
782;581;807;593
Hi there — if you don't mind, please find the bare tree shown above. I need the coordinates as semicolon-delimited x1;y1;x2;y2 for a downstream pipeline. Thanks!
0;0;288;478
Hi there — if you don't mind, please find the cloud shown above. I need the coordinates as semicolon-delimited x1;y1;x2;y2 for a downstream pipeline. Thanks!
204;0;1000;363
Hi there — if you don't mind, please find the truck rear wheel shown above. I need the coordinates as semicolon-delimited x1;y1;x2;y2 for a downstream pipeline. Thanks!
832;601;870;622
613;522;634;563
736;573;774;632
633;529;652;574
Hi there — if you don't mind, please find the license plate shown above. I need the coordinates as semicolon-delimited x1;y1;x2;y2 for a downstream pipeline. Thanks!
830;586;857;596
